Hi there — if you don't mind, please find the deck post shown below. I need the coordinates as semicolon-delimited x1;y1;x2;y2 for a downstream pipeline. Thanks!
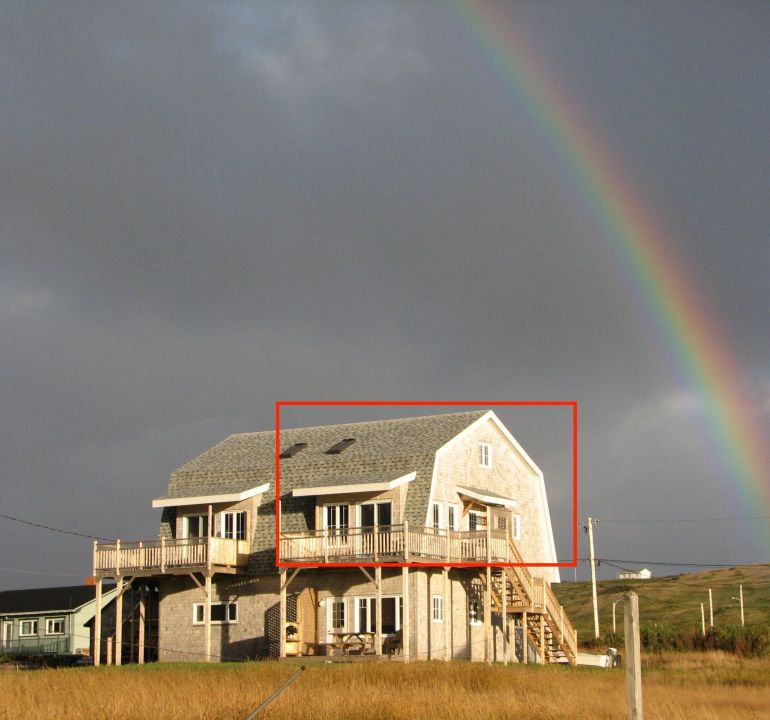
115;539;121;577
484;567;491;663
402;566;410;662
522;611;528;664
207;504;213;572
443;567;450;661
375;566;382;656
539;613;546;665
403;520;409;561
93;575;102;666
204;573;212;662
279;568;287;659
160;535;166;573
106;636;113;665
138;584;146;665
502;571;508;665
114;577;123;666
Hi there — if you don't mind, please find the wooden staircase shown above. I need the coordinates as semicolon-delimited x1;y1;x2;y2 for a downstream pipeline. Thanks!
488;538;577;665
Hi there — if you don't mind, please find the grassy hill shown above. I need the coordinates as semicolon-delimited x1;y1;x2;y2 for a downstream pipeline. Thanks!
552;564;770;645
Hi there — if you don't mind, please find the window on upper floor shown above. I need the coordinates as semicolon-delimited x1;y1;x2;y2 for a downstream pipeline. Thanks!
447;503;460;531
185;514;209;539
221;511;247;540
431;501;443;530
513;513;522;541
479;442;493;468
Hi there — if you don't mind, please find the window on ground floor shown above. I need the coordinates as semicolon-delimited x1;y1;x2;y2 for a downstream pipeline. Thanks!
192;601;238;625
432;595;443;623
353;596;402;634
45;617;65;635
19;619;38;637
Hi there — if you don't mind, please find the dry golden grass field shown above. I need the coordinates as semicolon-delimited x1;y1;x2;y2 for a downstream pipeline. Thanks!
1;653;768;720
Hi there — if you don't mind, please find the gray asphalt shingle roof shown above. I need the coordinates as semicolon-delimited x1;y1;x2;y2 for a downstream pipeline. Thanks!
161;410;487;574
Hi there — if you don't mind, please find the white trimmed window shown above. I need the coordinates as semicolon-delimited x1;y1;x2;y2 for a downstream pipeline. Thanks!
447;503;460;531
479;442;493;468
221;511;247;540
330;598;346;631
45;617;65;635
20;620;38;637
432;595;443;623
513;513;522;541
469;599;482;625
185;514;209;539
192;601;237;625
431;501;443;530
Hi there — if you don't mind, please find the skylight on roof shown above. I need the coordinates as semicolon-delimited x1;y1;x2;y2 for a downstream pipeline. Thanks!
279;442;307;459
324;438;356;455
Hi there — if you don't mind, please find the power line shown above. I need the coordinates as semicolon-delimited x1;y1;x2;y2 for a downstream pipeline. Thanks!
0;565;86;579
0;512;109;541
599;516;770;523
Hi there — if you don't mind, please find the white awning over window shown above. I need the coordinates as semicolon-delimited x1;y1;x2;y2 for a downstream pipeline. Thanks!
152;483;270;508
457;486;519;508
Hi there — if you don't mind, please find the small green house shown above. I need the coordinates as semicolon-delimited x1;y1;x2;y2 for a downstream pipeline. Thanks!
0;584;117;657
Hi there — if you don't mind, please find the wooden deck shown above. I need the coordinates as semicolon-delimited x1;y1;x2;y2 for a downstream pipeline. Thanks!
92;537;250;578
279;523;512;564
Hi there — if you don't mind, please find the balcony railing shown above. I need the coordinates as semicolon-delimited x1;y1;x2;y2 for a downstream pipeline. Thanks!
279;523;511;563
93;537;249;576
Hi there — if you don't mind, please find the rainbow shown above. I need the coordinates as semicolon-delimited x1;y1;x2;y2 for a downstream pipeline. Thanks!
450;0;770;547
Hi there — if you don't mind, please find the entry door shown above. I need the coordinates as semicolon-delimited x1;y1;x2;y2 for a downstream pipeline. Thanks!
2;622;12;648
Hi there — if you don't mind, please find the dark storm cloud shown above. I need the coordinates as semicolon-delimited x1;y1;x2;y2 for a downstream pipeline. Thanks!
1;1;768;588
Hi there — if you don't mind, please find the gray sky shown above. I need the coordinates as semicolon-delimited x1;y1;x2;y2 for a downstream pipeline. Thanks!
1;1;768;589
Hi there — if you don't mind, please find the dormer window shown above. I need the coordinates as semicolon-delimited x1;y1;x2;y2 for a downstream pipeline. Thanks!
280;443;307;459
325;438;356;455
479;442;493;468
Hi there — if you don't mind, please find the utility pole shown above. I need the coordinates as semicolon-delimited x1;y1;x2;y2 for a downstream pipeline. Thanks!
586;517;600;639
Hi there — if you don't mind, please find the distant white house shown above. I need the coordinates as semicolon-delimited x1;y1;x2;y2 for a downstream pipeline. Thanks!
618;568;652;580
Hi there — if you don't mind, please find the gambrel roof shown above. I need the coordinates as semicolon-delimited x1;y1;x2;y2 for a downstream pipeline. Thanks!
161;410;487;574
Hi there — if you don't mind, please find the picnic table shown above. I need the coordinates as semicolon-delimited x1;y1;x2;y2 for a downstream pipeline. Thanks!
327;632;376;655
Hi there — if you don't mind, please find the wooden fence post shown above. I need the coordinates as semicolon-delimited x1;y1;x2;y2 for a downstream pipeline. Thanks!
624;591;643;720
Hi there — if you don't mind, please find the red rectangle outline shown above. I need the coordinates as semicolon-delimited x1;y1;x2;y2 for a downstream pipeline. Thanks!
275;400;578;570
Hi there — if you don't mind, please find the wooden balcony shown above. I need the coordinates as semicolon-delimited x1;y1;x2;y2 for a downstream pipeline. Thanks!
279;523;512;564
93;537;250;578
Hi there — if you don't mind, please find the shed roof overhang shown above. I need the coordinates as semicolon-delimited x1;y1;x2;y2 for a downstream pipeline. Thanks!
457;486;519;509
152;483;270;508
292;472;416;498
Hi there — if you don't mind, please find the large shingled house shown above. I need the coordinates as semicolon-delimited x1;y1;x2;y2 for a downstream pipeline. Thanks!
92;410;576;664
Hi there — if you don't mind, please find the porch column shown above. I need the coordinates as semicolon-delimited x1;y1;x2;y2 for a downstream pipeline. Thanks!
138;584;145;665
443;567;450;661
522;611;528;664
375;566;382;656
501;571;507;665
402;567;410;662
205;573;212;662
279;568;287;659
114;577;124;665
484;567;491;663
93;576;102;666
